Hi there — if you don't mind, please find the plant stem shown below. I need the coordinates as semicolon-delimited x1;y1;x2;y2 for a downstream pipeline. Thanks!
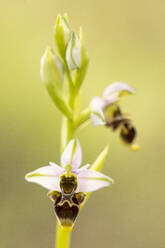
55;224;72;248
56;115;73;248
56;65;75;248
61;116;74;153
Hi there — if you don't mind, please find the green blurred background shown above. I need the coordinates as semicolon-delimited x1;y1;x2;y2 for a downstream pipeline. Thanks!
0;0;164;247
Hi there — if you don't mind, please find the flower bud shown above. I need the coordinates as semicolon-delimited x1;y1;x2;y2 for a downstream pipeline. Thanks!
54;14;71;59
74;28;89;93
66;32;81;70
40;47;72;119
40;47;64;95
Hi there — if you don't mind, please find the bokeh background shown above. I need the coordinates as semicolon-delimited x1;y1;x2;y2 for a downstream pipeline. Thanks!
0;0;165;247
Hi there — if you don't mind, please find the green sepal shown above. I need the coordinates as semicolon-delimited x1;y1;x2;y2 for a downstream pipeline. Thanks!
90;145;109;172
74;28;89;95
41;47;72;119
81;145;110;208
54;14;71;59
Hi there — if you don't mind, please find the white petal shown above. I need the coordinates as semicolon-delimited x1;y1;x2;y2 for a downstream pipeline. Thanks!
66;33;81;70
103;93;119;106
91;112;105;126
49;162;65;174
25;164;64;191
66;38;76;70
90;97;104;112
75;164;90;173
72;34;81;67
90;97;106;126
103;82;135;99
77;168;114;193
61;139;82;169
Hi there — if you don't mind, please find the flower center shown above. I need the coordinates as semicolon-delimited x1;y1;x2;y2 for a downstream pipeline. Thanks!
60;173;78;195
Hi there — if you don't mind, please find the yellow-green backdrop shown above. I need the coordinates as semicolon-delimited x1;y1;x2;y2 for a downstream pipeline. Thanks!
0;0;164;247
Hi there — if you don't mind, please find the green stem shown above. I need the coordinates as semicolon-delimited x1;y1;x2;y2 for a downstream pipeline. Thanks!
56;63;75;248
55;224;72;248
61;116;74;153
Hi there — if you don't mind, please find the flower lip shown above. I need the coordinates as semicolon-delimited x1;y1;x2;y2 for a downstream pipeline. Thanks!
104;105;131;130
55;198;79;227
120;122;137;144
52;191;86;228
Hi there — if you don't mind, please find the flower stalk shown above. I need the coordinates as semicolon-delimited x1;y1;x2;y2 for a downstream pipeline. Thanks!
25;14;139;248
57;65;75;248
56;224;71;248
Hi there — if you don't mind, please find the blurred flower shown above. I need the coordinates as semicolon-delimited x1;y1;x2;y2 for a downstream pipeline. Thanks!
25;139;113;193
90;82;138;150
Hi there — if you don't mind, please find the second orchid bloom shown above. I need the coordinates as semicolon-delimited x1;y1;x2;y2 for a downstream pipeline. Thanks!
90;82;139;150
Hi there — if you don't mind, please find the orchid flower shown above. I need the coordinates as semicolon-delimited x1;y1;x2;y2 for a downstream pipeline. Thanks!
25;139;113;227
90;82;138;149
25;14;140;247
25;139;113;194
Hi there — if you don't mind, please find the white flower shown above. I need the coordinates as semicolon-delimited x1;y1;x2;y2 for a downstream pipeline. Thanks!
25;139;113;193
90;82;135;127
